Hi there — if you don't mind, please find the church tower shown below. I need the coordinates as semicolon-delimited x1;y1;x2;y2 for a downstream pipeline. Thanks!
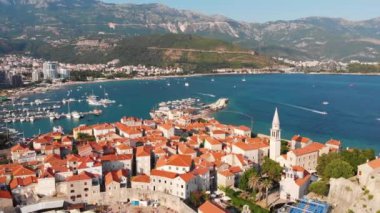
270;108;281;160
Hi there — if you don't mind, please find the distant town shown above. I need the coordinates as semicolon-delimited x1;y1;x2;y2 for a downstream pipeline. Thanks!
1;54;379;97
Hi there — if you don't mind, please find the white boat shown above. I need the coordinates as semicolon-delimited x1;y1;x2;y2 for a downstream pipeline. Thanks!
53;105;61;109
4;119;11;123
322;101;329;105
167;83;171;86
55;113;61;120
211;78;215;82
12;118;16;123
71;111;81;119
49;113;55;120
93;109;102;116
20;118;25;122
184;82;189;87
30;117;35;122
242;78;246;82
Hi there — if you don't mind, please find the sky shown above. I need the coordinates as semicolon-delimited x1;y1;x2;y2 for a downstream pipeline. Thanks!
103;0;380;23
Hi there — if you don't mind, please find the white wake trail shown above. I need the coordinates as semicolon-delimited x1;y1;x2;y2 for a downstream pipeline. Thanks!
282;103;328;115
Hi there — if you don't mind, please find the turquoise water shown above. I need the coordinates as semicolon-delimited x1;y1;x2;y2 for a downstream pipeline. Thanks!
6;74;380;152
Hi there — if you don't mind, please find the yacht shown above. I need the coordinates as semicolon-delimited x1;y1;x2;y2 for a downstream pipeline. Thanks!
20;117;25;123
12;118;16;123
71;111;81;119
30;116;35;122
184;82;189;87
49;113;55;121
93;109;102;116
322;101;329;105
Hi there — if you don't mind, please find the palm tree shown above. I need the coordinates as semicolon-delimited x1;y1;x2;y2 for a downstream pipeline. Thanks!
248;174;260;200
262;178;273;207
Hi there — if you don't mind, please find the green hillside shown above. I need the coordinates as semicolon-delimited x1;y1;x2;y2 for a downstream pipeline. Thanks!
5;34;274;72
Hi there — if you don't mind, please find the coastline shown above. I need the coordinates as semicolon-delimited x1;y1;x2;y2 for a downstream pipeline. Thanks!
5;71;380;99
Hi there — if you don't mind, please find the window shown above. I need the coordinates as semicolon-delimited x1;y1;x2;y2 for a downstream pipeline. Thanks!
70;184;74;187
70;190;75;193
84;188;89;191
84;182;87;185
181;185;184;188
85;194;88;197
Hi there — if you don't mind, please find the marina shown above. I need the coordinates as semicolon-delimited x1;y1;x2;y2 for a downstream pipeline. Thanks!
1;74;379;152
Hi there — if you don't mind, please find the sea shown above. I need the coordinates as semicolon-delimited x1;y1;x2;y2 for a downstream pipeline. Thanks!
6;74;380;153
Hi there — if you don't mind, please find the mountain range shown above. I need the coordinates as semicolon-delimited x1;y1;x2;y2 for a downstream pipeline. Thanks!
1;0;380;61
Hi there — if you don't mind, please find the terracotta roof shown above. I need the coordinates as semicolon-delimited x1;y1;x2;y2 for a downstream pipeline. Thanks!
179;172;195;183
234;141;266;151
131;174;150;183
66;172;94;182
292;166;306;172
368;158;380;169
12;166;35;177
295;174;311;186
165;154;192;167
11;144;28;152
205;137;221;146
326;139;341;146
151;169;177;179
10;176;37;189
198;201;226;213
0;190;12;199
101;154;132;162
218;170;234;177
292;135;311;143
92;123;114;131
136;146;151;157
291;142;325;156
236;125;250;131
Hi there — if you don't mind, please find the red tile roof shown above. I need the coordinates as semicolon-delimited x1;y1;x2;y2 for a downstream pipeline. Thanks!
131;174;150;183
198;201;226;213
292;135;311;143
0;190;12;199
291;142;325;156
368;158;380;169
151;169;177;179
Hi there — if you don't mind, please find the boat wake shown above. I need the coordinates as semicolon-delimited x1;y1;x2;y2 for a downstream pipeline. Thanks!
282;103;328;115
198;93;216;98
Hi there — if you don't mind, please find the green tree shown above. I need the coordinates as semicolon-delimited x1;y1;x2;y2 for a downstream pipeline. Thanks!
309;181;329;196
239;168;257;191
262;179;273;207
316;152;341;177
323;159;354;179
340;149;375;173
261;157;282;182
248;173;260;195
281;140;289;154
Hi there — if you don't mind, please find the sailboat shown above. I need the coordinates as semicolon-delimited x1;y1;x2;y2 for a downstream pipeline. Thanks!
66;101;72;119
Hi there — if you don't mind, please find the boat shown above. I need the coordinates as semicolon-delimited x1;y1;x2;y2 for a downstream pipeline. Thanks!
211;78;215;82
55;113;61;120
49;113;55;120
93;109;102;116
118;104;123;107
242;78;246;82
71;111;81;119
53;126;64;133
322;101;329;105
30;117;35;122
53;105;61;109
12;118;16;123
4;119;11;123
184;82;189;87
20;117;25;123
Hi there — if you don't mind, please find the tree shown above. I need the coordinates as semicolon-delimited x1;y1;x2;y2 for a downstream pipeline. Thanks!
323;159;354;179
340;149;375;173
239;168;257;191
281;140;289;154
262;179;273;207
308;181;329;196
261;157;282;182
248;174;260;200
316;152;341;177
